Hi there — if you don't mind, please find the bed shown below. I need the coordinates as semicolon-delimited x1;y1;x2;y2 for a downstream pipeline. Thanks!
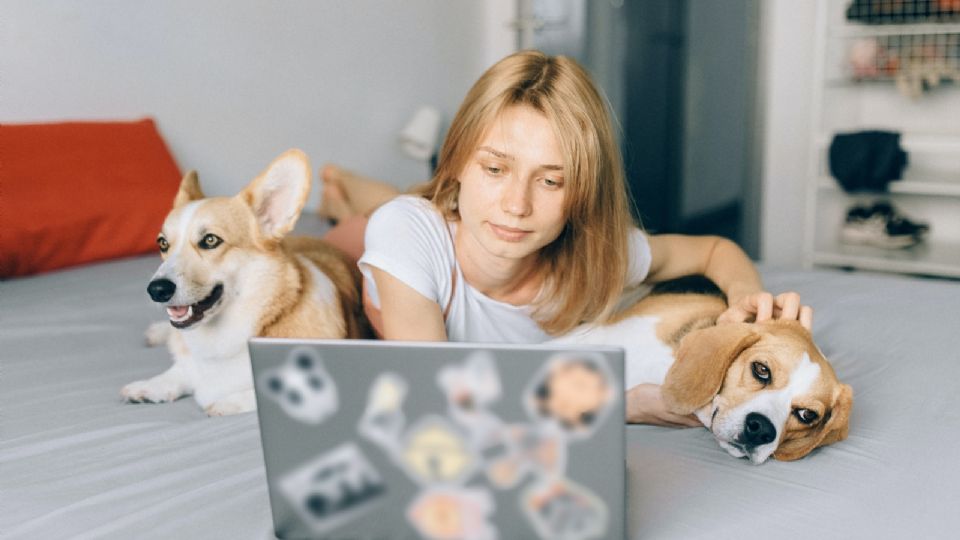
3;213;959;539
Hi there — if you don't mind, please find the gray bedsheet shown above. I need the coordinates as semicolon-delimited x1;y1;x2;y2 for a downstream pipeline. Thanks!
3;247;960;539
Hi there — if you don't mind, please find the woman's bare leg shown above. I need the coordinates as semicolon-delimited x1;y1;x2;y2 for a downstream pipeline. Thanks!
321;215;368;266
317;164;403;220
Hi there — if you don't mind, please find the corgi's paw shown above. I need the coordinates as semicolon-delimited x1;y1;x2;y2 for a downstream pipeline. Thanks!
205;390;256;416
144;321;171;347
121;378;185;403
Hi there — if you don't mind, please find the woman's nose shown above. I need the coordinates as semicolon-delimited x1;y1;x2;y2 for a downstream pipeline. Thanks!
500;176;532;217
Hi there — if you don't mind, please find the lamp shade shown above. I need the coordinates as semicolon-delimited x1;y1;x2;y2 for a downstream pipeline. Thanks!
398;106;442;161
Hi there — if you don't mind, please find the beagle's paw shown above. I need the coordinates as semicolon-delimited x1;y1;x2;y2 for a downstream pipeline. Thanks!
121;378;187;404
205;390;256;416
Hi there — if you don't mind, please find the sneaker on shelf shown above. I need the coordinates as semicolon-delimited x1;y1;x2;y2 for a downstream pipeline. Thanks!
867;201;930;239
840;202;929;249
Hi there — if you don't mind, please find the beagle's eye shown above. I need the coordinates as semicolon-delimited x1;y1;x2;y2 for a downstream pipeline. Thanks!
751;361;771;385
793;408;819;425
199;233;223;250
157;237;169;253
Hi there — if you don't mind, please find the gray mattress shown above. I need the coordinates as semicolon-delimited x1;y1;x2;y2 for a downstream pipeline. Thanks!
3;246;960;539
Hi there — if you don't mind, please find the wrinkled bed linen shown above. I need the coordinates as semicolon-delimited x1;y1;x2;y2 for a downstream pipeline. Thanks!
2;241;959;539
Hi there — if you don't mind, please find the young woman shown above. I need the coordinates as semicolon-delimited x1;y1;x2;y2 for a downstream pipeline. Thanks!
320;50;812;427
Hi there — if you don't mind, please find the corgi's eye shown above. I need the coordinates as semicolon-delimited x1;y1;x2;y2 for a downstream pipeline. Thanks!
157;237;169;253
751;361;771;385
793;408;819;425
200;234;223;250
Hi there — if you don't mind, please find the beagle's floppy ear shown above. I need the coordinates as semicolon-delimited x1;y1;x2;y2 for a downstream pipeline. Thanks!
773;383;853;461
238;149;311;241
662;323;761;415
173;170;205;208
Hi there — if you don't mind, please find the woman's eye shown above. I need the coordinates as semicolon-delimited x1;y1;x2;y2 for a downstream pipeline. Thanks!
200;234;223;250
793;408;819;425
157;237;169;253
542;177;563;188
751;361;771;384
485;166;503;175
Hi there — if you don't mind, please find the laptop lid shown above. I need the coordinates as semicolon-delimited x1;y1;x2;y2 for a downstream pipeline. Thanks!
250;338;625;540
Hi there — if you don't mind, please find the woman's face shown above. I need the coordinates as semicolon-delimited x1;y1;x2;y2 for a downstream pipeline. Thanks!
455;105;567;266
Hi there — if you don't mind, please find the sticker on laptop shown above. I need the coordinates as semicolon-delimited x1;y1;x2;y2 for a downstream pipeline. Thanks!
521;477;608;540
437;351;502;412
357;371;409;454
437;352;505;446
482;423;568;489
407;486;498;540
277;442;387;535
400;415;478;486
259;347;339;424
524;352;617;440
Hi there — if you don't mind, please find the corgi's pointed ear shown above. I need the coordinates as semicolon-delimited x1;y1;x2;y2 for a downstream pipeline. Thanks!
662;323;760;415
173;171;205;208
239;149;311;240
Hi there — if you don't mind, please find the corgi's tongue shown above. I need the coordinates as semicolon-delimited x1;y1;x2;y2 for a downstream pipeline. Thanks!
166;305;192;322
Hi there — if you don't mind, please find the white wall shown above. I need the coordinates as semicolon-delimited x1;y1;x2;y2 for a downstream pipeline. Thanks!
0;0;513;209
758;0;818;267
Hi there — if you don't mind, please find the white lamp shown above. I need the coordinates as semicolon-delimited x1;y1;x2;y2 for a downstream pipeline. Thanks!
398;106;442;162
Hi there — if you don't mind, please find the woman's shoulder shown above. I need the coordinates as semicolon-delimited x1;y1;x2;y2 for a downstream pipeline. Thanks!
369;194;443;224
365;195;453;247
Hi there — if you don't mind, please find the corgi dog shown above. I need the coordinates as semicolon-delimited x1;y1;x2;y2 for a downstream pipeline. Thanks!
122;149;367;416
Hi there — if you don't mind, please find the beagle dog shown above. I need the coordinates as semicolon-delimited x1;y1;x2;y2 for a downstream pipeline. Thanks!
553;276;853;464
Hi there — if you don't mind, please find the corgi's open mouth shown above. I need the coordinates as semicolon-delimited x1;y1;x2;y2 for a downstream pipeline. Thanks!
166;284;224;329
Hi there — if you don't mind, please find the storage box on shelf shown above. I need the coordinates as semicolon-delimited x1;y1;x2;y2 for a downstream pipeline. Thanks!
805;0;960;279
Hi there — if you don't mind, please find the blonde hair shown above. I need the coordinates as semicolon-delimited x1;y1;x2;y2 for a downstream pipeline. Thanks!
417;50;635;335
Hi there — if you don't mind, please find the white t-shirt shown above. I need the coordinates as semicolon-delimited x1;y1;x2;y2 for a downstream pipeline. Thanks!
357;195;652;343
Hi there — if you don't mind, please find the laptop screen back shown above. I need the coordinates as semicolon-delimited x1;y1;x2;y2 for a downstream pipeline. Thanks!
250;339;625;540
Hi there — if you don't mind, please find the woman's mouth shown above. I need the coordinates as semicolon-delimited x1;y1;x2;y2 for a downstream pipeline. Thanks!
489;223;532;242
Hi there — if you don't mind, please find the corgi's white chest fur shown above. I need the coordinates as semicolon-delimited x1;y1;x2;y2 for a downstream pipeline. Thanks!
299;255;338;308
550;315;675;389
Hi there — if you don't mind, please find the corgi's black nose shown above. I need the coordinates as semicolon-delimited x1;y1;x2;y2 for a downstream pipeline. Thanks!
147;279;176;302
742;412;776;446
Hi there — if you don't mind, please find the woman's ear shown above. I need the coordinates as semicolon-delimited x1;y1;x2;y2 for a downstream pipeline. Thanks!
662;323;760;415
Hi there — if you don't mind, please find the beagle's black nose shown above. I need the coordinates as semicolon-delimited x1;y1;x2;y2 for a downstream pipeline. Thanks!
147;279;177;303
743;413;777;446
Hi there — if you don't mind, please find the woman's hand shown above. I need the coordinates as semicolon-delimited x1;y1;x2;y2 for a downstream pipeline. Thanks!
718;291;814;330
626;384;702;427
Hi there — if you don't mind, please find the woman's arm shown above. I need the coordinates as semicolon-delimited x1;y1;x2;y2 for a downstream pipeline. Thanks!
368;267;448;341
646;234;761;296
626;384;701;427
646;234;813;328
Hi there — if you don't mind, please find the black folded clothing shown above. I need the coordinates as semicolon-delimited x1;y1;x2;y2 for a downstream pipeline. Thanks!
829;131;908;193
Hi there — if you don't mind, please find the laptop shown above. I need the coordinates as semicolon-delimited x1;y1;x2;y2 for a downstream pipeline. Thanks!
249;338;626;540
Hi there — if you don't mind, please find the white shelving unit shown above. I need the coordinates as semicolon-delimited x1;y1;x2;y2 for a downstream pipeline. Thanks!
805;0;960;279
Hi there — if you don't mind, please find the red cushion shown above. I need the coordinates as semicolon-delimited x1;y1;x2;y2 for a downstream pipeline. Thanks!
0;118;181;277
